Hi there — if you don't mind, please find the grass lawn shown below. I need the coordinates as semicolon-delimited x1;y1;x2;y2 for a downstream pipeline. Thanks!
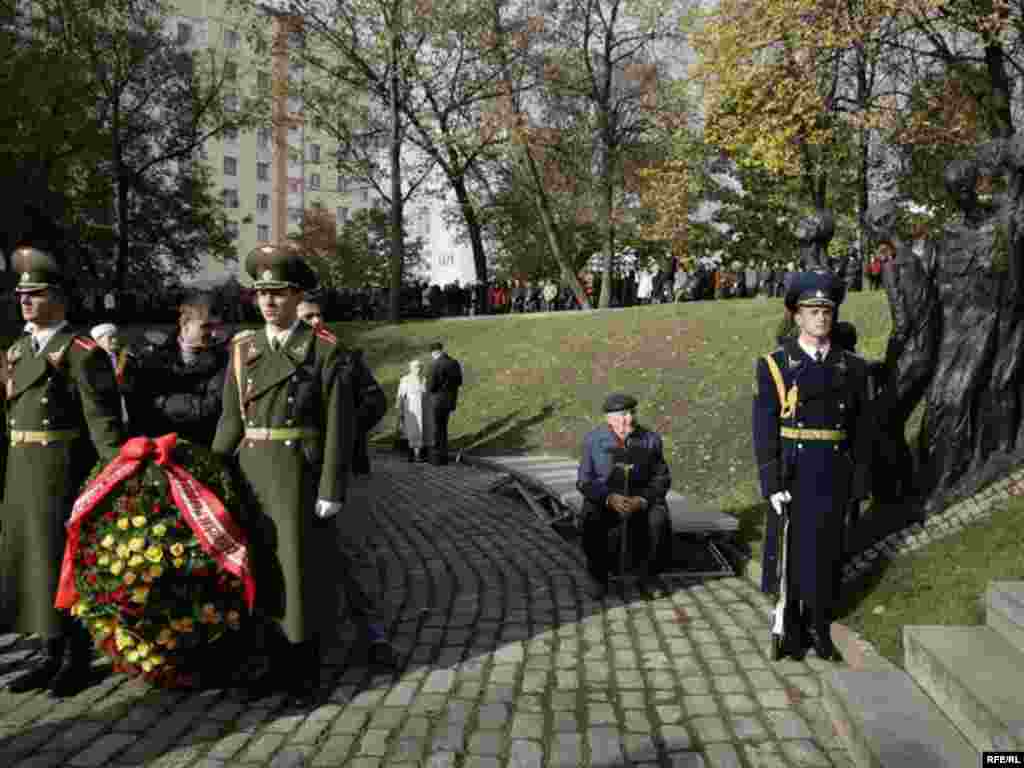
837;496;1024;666
330;289;894;561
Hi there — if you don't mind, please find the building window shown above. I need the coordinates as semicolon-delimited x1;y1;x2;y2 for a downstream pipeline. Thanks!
288;30;303;49
288;207;303;224
336;207;349;224
336;176;348;192
177;22;192;45
308;143;320;163
256;127;270;149
257;224;270;242
226;221;239;240
289;61;304;80
224;28;240;49
361;189;368;202
309;173;320;190
223;93;239;112
223;60;237;82
223;126;239;143
222;189;239;208
223;156;237;176
256;162;269;181
256;193;270;210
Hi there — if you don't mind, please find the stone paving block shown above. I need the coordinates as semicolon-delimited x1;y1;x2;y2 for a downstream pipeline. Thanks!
658;724;694;752
265;713;307;734
239;732;287;763
679;676;711;695
270;746;315;768
357;728;392;757
311;734;356;766
712;674;748;694
704;742;743;768
463;757;502;768
587;726;624;765
763;710;813;740
368;707;405;731
477;702;511;729
730;715;770;742
623;731;658;761
510;713;545;739
68;733;138;767
469;730;505;755
720;694;758;714
507;739;543;768
615;670;645;688
12;753;70;768
667;752;707;767
779;739;831;766
755;690;792;710
331;708;370;734
586;703;617;726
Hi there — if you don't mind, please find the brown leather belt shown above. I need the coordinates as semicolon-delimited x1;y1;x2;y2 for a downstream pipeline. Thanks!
9;429;82;445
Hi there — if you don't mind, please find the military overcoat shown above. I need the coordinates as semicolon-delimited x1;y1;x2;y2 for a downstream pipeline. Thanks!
1;330;122;636
212;323;354;643
752;338;872;619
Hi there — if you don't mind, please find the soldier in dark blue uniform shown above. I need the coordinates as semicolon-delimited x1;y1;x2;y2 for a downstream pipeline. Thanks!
753;272;873;660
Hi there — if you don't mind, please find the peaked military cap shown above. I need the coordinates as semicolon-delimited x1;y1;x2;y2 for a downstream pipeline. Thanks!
12;246;63;293
245;244;317;291
603;392;638;413
784;270;843;312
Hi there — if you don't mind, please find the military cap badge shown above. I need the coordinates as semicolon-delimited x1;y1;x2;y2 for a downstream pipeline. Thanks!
20;272;30;284
262;269;274;282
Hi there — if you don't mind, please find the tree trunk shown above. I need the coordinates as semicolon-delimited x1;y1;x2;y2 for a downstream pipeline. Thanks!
112;100;127;302
449;174;489;312
519;142;591;309
387;21;403;325
598;139;614;309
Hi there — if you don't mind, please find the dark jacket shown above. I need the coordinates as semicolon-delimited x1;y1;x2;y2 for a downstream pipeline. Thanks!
349;351;387;475
577;425;671;510
427;352;463;411
130;338;228;446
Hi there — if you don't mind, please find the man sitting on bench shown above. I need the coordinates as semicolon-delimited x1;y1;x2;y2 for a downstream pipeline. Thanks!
578;392;671;597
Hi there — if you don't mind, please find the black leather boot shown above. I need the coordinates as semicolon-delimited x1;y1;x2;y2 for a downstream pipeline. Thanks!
246;627;290;701
288;636;322;704
9;637;65;693
50;628;94;697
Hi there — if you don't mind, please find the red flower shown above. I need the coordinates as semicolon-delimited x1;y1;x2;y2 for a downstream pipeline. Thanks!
193;567;210;578
152;503;161;515
86;573;98;585
104;510;116;521
83;551;98;566
112;586;129;603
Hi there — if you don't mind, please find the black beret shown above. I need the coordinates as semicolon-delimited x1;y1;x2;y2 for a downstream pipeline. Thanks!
784;270;845;312
603;392;638;413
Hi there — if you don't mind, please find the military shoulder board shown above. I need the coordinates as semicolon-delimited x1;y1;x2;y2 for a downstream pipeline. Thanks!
315;327;337;345
232;330;257;345
73;336;98;351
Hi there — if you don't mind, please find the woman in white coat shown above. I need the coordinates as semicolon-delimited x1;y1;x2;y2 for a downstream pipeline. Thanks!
397;359;432;461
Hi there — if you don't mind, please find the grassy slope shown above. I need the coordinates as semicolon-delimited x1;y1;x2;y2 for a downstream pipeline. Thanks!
332;290;893;557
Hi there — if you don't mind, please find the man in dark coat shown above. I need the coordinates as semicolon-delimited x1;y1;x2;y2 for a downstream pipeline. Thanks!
752;271;872;661
426;341;462;465
130;291;227;446
214;245;356;702
577;393;671;597
2;247;123;696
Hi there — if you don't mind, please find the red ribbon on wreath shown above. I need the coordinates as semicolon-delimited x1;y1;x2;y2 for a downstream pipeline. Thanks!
55;433;256;611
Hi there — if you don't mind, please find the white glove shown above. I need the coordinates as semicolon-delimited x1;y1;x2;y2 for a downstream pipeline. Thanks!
315;499;342;520
769;491;791;516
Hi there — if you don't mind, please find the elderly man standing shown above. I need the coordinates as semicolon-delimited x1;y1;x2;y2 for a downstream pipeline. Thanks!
578;393;671;596
753;271;872;662
2;247;123;696
214;245;357;703
426;341;462;465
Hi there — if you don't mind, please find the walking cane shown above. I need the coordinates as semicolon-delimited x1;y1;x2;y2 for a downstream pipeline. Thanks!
771;499;790;661
618;463;634;581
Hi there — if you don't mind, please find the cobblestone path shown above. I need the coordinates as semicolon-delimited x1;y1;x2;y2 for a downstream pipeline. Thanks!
0;454;852;768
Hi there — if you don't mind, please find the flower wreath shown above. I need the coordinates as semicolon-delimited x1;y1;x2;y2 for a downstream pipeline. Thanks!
55;434;256;687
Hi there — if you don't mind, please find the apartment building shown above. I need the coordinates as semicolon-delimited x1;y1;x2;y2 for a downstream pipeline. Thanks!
169;0;475;288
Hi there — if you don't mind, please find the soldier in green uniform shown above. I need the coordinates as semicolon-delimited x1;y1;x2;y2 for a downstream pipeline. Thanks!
1;247;123;696
213;245;356;702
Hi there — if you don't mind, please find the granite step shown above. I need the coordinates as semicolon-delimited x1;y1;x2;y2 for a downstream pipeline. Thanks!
904;625;1024;751
987;581;1024;653
823;667;977;768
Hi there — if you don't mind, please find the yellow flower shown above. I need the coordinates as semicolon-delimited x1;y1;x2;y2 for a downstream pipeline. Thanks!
116;544;130;559
200;603;221;625
152;523;167;538
117;518;130;530
70;602;83;616
141;659;154;672
169;542;185;558
137;642;151;657
100;534;115;549
144;545;163;563
128;537;145;553
130;586;150;604
131;515;147;528
173;557;185;569
148;565;163;579
115;631;134;650
125;650;139;663
149;654;164;666
98;554;110;566
110;560;124;575
123;571;137;585
128;555;144;567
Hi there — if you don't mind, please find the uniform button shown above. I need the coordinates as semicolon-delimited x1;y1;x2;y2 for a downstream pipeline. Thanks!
42;418;49;426
9;419;14;426
834;446;839;452
247;441;254;448
839;403;845;409
41;441;48;446
797;422;803;427
797;443;803;449
286;419;294;426
284;440;292;447
40;397;48;404
287;397;295;403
